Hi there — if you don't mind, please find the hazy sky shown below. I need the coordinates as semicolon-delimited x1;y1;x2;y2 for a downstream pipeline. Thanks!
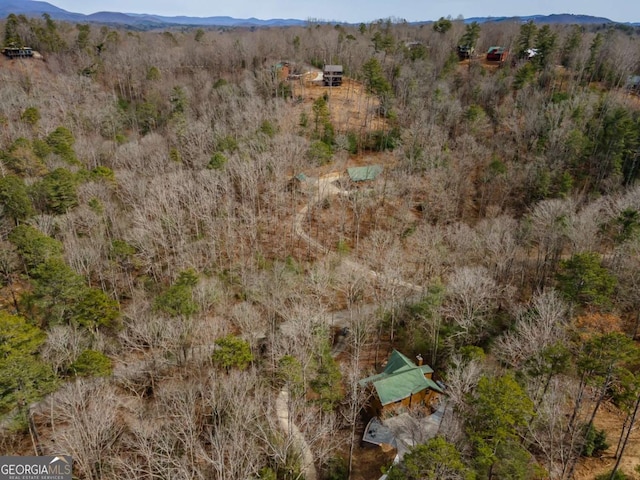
49;0;639;23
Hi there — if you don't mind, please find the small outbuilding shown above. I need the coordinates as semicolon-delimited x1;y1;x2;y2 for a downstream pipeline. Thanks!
272;61;290;81
486;46;508;62
323;64;343;86
347;165;383;182
286;172;309;192
627;75;640;94
457;45;474;60
2;46;33;58
404;41;423;50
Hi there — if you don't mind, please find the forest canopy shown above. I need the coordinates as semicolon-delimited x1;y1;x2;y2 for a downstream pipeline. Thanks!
0;13;640;480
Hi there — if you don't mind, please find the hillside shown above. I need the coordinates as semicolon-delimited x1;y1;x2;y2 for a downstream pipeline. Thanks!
1;13;640;480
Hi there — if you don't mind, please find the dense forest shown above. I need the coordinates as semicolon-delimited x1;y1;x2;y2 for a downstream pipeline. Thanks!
1;11;640;480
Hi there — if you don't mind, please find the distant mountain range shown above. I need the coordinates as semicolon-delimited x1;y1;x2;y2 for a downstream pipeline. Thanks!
0;0;638;28
0;1;306;27
464;13;619;25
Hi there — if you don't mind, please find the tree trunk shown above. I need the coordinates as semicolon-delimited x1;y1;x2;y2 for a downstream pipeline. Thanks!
610;394;640;479
534;370;554;413
487;460;495;480
566;369;613;480
632;311;640;340
562;373;589;480
567;372;587;433
348;420;357;479
614;412;630;459
587;368;613;428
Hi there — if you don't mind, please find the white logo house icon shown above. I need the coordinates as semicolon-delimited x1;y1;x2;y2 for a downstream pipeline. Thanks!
48;456;71;476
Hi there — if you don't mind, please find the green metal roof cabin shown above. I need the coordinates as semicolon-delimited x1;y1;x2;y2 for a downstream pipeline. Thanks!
360;350;443;416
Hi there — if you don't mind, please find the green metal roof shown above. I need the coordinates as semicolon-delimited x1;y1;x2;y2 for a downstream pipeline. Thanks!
420;364;434;375
424;376;443;392
359;350;443;406
347;165;383;182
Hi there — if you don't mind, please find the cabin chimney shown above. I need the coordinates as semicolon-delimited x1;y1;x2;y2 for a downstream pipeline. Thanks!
416;354;423;366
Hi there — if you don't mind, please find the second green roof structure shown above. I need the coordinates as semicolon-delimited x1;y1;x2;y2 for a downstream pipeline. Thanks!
347;165;383;182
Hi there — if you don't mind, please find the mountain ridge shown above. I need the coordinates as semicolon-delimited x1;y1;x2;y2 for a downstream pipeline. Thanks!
464;13;616;25
0;0;637;28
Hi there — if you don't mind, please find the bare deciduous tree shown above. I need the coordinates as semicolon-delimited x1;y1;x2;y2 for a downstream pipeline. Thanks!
443;266;499;346
494;289;569;370
42;380;123;480
527;198;576;289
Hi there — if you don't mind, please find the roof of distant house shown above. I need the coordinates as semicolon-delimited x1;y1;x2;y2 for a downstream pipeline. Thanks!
359;350;443;406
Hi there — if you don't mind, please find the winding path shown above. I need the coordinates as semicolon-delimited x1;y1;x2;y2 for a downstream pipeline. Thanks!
278;172;425;480
276;390;318;480
294;173;423;292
